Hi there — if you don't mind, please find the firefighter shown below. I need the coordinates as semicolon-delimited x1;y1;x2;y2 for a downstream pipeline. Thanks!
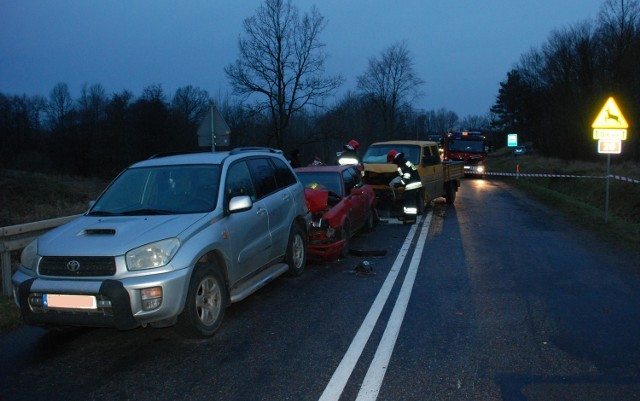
337;139;361;166
288;149;302;168
387;149;423;217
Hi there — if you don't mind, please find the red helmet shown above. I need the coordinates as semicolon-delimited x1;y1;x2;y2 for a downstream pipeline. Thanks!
387;149;398;163
345;139;360;151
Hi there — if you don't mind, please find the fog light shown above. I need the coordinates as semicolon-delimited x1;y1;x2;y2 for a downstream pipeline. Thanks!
141;287;163;311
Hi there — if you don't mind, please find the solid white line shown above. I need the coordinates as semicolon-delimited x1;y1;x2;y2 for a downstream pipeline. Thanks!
355;211;432;401
318;215;423;401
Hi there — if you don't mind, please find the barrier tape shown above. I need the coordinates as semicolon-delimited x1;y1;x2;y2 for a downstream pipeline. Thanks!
610;175;640;184
486;171;640;184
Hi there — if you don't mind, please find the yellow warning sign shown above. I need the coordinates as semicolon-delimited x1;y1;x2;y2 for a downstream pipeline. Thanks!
592;97;628;129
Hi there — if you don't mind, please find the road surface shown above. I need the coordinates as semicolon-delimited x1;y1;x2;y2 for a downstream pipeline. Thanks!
1;178;639;401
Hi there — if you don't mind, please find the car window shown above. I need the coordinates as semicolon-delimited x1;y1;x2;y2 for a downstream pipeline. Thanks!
247;158;278;199
272;157;297;189
225;161;257;202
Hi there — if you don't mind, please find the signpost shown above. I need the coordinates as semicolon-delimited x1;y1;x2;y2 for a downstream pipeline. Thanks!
592;97;629;223
507;134;518;147
197;105;231;152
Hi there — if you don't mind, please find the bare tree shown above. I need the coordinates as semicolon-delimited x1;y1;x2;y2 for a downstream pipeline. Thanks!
424;108;459;135
460;114;491;131
356;41;424;137
598;0;640;39
225;0;342;149
597;0;640;88
78;83;108;127
46;82;74;131
171;85;211;125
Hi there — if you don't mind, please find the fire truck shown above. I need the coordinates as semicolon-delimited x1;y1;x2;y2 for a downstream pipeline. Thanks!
442;130;487;178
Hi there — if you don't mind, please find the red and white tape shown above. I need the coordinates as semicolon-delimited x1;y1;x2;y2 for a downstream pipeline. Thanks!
610;175;640;184
486;171;640;184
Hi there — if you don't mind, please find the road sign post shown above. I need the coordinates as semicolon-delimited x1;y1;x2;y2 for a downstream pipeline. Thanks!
591;97;629;223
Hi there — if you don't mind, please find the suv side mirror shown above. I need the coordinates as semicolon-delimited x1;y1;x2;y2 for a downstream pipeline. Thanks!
228;195;253;214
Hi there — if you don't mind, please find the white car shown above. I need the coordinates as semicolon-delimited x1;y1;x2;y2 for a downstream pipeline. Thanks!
12;148;310;338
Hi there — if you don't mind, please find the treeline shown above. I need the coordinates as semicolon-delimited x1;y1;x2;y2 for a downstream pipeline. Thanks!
0;82;482;179
491;0;640;161
4;0;637;180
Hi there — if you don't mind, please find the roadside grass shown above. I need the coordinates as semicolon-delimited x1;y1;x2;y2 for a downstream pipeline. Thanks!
487;148;640;251
0;169;109;227
0;169;109;335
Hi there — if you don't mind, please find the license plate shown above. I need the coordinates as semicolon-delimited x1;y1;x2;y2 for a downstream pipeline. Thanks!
43;294;97;310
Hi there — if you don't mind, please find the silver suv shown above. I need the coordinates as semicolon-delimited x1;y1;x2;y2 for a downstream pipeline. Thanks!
12;148;310;338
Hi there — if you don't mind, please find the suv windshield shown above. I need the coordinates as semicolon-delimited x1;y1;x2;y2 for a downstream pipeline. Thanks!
362;145;421;165
90;164;221;215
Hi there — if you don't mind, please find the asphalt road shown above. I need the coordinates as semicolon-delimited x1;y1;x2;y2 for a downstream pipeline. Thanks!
1;178;640;401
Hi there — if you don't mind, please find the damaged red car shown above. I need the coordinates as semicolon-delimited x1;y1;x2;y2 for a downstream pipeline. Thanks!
294;165;377;261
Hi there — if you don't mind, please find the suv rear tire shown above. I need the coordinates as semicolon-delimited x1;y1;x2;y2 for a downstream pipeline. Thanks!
285;224;306;276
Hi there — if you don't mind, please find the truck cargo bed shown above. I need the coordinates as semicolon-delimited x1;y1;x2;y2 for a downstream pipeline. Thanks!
443;160;464;181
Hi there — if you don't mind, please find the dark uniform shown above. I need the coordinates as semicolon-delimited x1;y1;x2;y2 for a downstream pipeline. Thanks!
387;150;423;217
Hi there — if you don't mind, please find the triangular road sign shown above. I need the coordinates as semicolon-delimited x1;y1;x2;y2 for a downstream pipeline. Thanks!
592;97;629;129
197;105;231;150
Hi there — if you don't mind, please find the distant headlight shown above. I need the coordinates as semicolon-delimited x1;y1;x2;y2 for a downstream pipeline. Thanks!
126;238;180;271
477;165;485;173
20;240;38;270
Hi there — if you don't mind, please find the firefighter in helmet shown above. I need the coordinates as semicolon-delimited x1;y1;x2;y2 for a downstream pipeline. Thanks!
387;149;423;217
337;139;361;166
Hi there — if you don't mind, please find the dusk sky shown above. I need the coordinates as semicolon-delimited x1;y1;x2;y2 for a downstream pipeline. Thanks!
1;0;606;118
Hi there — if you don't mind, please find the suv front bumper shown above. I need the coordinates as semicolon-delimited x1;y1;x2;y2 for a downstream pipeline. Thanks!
12;267;191;330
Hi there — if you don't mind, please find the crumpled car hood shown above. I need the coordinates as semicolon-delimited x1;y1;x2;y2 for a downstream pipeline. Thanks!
304;189;329;213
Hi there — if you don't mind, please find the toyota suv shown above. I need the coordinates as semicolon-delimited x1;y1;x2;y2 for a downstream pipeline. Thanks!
12;148;310;338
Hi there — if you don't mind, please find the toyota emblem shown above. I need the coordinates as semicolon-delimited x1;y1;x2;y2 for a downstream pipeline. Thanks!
66;260;81;272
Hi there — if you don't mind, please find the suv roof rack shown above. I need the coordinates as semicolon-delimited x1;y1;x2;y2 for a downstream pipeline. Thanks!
229;147;283;155
148;150;210;159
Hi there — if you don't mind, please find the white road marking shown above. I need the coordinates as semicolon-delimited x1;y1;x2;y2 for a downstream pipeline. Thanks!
319;213;432;401
355;212;432;400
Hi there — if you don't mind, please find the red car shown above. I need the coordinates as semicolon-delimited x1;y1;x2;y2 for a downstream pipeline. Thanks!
295;165;377;261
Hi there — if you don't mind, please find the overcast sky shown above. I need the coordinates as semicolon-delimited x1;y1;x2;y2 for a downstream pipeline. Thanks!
1;0;606;117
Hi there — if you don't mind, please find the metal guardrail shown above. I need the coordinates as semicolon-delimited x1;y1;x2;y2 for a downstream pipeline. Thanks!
0;215;80;296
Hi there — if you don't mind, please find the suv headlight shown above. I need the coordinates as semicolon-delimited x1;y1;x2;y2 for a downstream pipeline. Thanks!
126;238;180;271
20;240;38;270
